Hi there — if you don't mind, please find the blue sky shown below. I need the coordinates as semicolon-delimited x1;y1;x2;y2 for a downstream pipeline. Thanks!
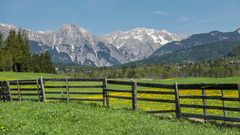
0;0;240;35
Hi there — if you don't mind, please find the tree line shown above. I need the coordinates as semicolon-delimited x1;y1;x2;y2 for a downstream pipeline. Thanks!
0;29;55;73
56;55;240;79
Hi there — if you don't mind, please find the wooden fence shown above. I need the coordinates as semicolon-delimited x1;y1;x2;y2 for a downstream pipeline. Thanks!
0;78;240;123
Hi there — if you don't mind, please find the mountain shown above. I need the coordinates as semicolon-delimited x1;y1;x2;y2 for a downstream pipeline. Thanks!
150;29;240;57
130;41;240;65
0;23;183;66
28;24;127;66
123;28;240;66
228;43;240;56
103;28;184;61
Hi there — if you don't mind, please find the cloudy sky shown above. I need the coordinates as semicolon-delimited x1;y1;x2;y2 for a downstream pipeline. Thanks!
0;0;240;35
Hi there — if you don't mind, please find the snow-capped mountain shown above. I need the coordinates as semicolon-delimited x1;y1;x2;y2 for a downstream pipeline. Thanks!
0;23;183;66
150;29;240;57
103;28;184;61
29;24;127;66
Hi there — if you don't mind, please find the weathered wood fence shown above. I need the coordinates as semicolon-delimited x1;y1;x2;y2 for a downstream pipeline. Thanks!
0;78;240;123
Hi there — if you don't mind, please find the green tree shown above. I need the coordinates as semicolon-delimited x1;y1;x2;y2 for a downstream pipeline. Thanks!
17;29;31;71
0;33;4;71
4;29;17;71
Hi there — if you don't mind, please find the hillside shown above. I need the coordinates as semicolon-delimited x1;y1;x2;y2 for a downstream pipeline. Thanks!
229;44;240;56
0;102;239;135
134;41;240;64
151;29;240;57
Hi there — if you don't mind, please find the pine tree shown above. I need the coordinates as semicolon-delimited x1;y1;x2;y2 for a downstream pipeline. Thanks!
17;29;31;71
1;29;55;73
3;29;31;72
0;33;4;71
30;54;41;72
43;51;55;73
4;29;17;71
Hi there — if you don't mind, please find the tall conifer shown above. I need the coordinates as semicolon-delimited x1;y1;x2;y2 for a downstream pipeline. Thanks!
0;33;4;71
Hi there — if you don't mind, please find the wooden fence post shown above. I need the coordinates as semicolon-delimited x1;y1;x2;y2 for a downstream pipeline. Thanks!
174;82;181;118
238;83;240;104
2;81;7;102
201;83;207;122
65;77;70;102
132;80;137;111
220;83;227;117
17;80;22;101
36;78;41;102
102;77;107;107
6;81;12;101
0;81;6;102
40;77;46;102
104;78;109;108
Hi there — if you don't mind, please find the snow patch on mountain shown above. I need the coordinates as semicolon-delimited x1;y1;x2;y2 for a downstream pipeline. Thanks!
103;28;185;61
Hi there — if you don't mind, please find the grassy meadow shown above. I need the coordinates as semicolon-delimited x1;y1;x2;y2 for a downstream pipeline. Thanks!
0;72;64;80
0;102;239;135
1;71;240;83
0;72;240;134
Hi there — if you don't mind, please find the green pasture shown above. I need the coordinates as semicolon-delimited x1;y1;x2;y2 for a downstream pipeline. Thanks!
0;102;239;135
0;72;240;84
0;72;64;80
1;72;240;122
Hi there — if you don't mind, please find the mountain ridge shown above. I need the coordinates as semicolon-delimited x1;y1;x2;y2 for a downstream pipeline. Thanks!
0;23;183;66
150;28;240;58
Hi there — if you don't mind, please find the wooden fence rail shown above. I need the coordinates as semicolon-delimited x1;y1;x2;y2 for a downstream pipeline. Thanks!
0;78;239;123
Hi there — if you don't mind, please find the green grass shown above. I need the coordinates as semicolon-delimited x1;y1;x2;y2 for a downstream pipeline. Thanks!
0;72;64;80
0;102;239;135
1;72;240;130
1;72;239;118
1;71;240;84
136;77;240;84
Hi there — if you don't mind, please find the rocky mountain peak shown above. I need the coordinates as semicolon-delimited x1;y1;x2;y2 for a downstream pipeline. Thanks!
102;28;184;61
57;24;91;35
0;23;184;66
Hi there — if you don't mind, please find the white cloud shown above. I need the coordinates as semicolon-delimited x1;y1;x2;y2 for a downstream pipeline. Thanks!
152;11;170;16
152;10;193;22
178;16;193;21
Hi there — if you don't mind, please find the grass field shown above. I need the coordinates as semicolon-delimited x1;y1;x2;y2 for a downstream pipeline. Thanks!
0;72;240;134
1;72;240;117
0;102;239;135
1;72;240;84
0;72;64;80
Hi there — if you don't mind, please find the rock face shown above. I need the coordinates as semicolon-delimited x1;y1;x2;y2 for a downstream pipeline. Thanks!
0;23;183;66
103;28;184;61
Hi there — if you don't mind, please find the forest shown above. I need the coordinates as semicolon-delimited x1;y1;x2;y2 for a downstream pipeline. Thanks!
0;29;55;73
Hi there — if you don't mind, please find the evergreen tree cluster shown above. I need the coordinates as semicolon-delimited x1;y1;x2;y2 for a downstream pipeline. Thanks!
0;29;55;73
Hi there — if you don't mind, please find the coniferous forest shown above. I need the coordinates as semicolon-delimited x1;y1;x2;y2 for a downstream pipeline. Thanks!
0;29;55;73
